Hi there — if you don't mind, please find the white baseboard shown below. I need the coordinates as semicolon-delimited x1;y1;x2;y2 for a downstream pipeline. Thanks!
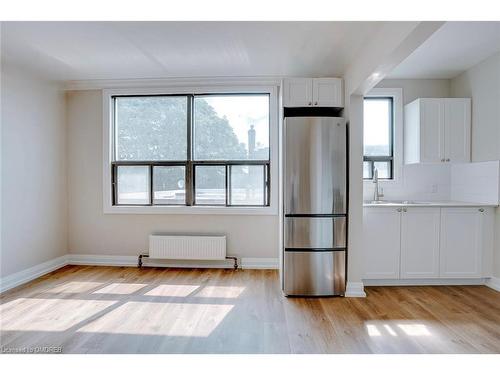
68;254;137;267
345;281;366;297
485;276;500;292
0;255;68;293
241;257;279;269
67;254;279;270
363;278;487;286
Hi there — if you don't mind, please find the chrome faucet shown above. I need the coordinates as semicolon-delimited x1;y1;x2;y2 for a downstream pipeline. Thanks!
373;168;384;201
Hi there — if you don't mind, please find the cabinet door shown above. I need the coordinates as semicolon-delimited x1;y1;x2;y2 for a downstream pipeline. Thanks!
283;78;313;107
312;78;343;107
400;207;441;278
440;208;482;278
444;98;471;163
363;207;401;279
420;99;445;163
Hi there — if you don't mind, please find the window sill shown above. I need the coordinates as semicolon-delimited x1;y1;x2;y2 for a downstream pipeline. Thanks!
103;205;278;216
363;178;397;184
363;177;403;189
363;179;398;184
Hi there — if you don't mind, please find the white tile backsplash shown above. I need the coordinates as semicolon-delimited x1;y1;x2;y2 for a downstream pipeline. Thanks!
364;164;451;201
451;161;500;204
364;161;500;204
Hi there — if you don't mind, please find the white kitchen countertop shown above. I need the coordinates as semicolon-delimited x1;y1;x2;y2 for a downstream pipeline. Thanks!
363;200;499;207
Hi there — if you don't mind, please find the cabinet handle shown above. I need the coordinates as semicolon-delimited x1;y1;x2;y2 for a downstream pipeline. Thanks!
402;207;407;212
446;158;450;162
397;208;402;212
479;208;484;212
441;158;445;162
308;102;312;106
314;102;318;106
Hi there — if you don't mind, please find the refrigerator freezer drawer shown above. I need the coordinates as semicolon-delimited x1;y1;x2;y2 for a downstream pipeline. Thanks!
284;250;346;296
285;216;346;249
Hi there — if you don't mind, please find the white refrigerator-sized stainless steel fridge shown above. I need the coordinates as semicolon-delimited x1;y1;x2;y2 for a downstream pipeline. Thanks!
283;116;347;296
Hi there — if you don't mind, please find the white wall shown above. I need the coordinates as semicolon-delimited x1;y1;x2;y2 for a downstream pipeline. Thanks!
343;23;444;293
1;63;67;277
376;79;450;105
450;51;500;278
66;90;278;261
450;51;500;162
345;94;365;289
364;79;451;201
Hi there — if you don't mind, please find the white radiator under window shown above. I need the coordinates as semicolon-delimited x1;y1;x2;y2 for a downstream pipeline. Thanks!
148;235;227;260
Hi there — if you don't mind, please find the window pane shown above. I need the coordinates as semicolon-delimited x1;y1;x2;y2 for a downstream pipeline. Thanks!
193;95;270;160
153;166;185;205
230;165;265;206
115;96;187;161
363;161;372;179
116;166;150;205
363;98;392;156
195;166;226;205
374;161;391;179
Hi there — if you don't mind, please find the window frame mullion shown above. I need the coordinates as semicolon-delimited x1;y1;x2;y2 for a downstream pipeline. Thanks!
186;95;194;206
226;164;230;206
149;164;153;206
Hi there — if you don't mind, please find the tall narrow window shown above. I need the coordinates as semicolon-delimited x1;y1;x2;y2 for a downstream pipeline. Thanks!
363;97;394;179
111;93;270;207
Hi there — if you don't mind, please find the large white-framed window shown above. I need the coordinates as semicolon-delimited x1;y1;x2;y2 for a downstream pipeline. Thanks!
363;88;403;186
103;83;279;215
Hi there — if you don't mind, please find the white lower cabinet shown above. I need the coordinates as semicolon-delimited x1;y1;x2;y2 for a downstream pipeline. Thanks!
363;206;492;280
439;208;483;278
363;207;401;279
401;207;441;278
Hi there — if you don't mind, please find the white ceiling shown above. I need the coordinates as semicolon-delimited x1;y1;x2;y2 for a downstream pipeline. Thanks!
1;21;384;81
388;21;500;79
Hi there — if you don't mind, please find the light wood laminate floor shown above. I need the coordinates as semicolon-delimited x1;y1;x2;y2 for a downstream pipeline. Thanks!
1;266;499;354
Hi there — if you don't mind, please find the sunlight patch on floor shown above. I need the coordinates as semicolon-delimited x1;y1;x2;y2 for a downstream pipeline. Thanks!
383;324;398;336
145;284;200;297
365;321;432;338
77;301;233;337
93;283;148;295
397;323;431;336
194;286;245;298
366;324;381;337
47;281;104;293
0;298;116;331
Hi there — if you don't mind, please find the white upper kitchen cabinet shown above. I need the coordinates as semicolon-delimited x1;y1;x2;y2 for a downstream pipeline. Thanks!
283;78;343;108
444;99;472;163
363;207;401;279
439;207;489;278
404;98;471;164
312;78;343;107
400;207;441;279
283;78;313;107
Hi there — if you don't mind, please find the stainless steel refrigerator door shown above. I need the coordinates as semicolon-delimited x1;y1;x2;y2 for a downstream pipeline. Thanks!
285;216;346;249
284;251;346;296
284;117;346;215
